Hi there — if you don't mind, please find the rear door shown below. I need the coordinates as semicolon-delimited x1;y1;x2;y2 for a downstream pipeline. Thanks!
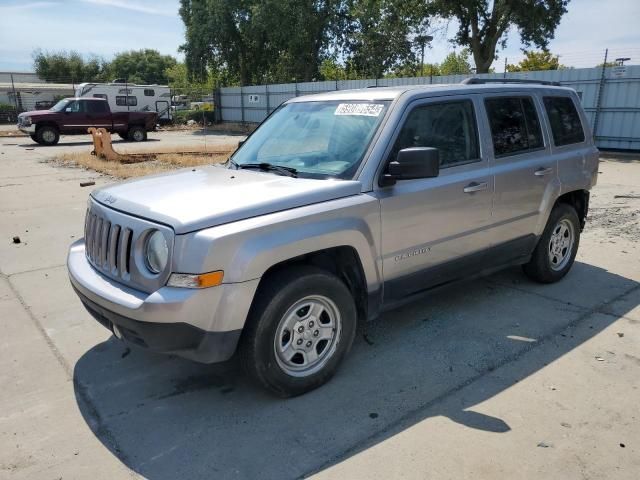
484;94;558;249
85;100;112;130
376;96;494;301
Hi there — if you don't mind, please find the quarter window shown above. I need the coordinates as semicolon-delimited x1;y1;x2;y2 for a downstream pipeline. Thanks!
144;89;155;97
116;96;137;107
93;94;108;101
391;100;480;168
86;101;108;113
485;97;544;156
543;96;585;146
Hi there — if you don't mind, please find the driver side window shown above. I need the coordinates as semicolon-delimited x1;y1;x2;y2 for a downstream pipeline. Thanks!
391;100;480;168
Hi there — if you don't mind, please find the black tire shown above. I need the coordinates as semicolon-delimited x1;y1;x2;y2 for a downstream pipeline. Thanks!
239;266;357;397
29;134;39;143
523;203;581;283
127;126;147;142
117;133;129;141
35;125;59;146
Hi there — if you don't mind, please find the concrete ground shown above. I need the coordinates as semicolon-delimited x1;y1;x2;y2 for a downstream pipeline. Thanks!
0;133;639;480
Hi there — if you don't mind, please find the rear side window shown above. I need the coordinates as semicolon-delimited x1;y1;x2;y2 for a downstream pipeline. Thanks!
391;100;479;168
485;97;543;156
86;101;108;113
543;96;585;146
144;89;155;96
116;96;137;107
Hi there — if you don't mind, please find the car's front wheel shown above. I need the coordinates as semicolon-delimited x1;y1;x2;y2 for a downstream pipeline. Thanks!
523;203;581;283
240;266;357;397
36;125;59;146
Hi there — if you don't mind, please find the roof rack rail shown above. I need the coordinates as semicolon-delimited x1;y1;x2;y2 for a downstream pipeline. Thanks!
461;77;562;87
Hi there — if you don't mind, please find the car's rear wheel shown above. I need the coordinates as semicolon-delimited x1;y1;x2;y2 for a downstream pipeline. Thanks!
239;266;357;397
128;126;147;142
523;203;580;283
29;134;39;143
36;125;59;146
117;133;129;141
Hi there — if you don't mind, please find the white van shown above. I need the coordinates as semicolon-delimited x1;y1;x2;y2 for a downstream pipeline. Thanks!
75;82;172;122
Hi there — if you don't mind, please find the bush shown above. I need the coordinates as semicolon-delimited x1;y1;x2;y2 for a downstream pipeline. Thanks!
173;109;216;125
0;103;16;112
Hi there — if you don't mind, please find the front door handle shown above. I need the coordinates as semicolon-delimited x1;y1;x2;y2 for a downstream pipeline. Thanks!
463;181;489;193
534;167;553;176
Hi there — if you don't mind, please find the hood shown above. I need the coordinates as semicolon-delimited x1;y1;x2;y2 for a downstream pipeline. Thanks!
91;165;362;234
19;110;55;118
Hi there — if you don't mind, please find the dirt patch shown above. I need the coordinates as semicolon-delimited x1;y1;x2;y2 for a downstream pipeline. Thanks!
588;201;640;242
52;147;234;178
0;130;27;138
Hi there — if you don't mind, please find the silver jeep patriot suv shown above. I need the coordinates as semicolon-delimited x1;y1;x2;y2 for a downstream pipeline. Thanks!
68;79;598;396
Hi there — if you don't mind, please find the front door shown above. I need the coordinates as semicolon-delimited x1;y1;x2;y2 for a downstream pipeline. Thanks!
376;97;494;302
60;100;90;134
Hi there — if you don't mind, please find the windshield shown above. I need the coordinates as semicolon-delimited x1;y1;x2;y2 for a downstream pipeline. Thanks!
231;100;390;179
50;99;73;112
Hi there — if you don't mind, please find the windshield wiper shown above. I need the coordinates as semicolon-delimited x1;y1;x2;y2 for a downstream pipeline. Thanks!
233;162;298;178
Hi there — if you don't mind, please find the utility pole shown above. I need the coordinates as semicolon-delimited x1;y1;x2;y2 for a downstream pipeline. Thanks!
593;48;609;141
503;57;508;78
415;34;433;78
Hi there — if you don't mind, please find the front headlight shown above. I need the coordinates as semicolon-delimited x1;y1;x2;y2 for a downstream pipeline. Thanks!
23;117;31;126
145;230;169;274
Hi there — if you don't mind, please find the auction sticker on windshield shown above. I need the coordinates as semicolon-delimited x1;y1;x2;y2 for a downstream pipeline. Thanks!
335;103;384;116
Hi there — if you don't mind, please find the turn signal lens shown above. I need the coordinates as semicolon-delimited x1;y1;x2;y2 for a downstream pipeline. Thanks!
167;271;224;289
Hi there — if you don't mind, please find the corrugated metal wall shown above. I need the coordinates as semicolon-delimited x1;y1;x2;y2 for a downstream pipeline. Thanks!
219;66;640;150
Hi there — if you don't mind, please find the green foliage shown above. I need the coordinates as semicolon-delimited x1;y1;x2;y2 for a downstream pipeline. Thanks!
596;61;619;68
173;109;216;125
345;0;429;79
507;50;565;72
439;50;472;75
179;0;347;85
103;49;177;84
32;49;177;85
33;49;105;82
429;0;570;73
0;103;15;112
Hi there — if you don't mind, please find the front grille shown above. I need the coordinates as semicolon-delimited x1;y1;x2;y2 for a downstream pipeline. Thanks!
84;210;133;279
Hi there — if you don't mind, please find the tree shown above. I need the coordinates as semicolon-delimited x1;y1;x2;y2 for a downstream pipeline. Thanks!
429;0;570;73
32;49;106;82
506;50;564;72
179;0;346;85
103;49;177;84
439;49;472;75
345;0;429;78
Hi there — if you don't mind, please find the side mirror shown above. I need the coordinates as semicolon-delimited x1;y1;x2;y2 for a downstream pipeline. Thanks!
381;147;440;186
237;140;245;148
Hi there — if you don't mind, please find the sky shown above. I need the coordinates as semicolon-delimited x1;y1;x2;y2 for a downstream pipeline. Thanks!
0;0;639;75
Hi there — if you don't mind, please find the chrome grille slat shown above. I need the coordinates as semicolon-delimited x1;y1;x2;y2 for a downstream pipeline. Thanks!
100;220;111;267
108;225;120;272
119;228;132;277
93;217;102;262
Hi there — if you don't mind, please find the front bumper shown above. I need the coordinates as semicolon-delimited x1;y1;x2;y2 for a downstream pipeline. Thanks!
18;124;36;134
68;239;259;363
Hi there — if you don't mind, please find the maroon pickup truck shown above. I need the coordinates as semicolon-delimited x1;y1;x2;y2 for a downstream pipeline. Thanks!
17;97;157;146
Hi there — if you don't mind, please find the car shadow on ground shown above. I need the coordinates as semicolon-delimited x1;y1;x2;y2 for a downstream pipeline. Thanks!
73;262;638;479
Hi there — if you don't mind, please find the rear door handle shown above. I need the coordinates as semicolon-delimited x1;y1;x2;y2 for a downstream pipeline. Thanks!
534;167;553;176
463;181;489;193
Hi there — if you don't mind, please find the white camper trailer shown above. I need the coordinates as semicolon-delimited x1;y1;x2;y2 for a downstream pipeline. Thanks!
75;82;172;122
